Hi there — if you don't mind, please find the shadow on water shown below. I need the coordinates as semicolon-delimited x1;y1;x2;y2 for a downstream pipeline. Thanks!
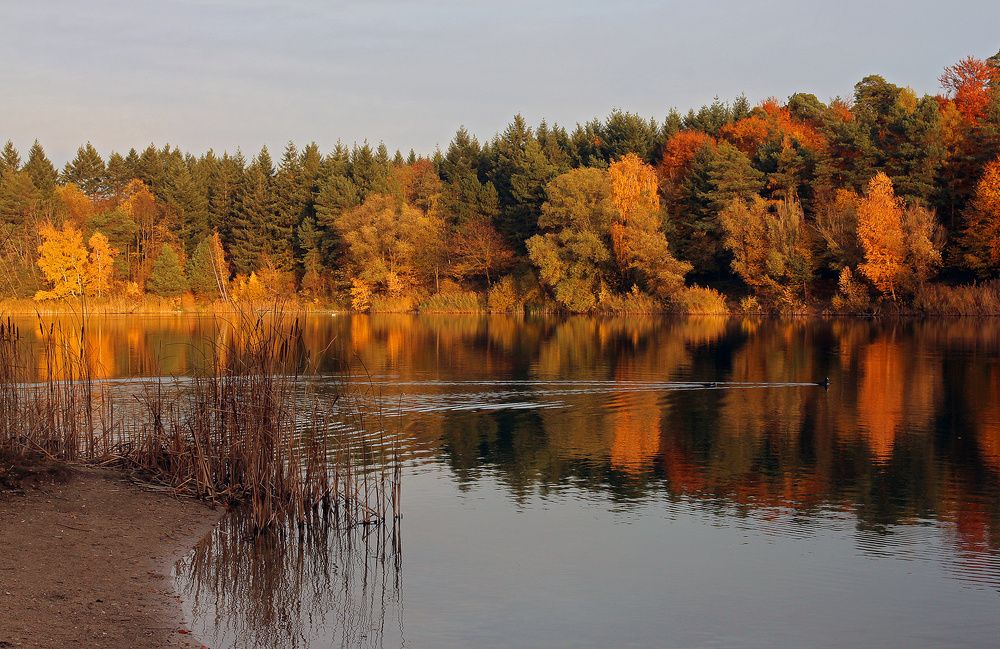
174;508;403;649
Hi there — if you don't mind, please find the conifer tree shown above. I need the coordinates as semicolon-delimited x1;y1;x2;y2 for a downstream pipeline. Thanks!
1;141;21;175
230;147;276;274
187;236;222;297
23;141;57;198
146;243;189;297
62;142;107;196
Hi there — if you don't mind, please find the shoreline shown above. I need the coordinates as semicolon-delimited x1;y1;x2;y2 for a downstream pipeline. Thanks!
0;465;224;649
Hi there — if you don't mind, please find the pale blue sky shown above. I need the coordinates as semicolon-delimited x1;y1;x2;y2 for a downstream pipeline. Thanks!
2;0;999;165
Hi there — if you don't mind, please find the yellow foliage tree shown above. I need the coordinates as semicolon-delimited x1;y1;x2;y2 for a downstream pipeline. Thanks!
719;195;813;305
609;152;659;226
857;172;906;299
962;156;1000;276
85;231;118;297
607;153;691;299
34;223;88;300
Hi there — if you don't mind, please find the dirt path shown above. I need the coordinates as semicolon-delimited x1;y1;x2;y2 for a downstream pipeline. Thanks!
0;465;224;649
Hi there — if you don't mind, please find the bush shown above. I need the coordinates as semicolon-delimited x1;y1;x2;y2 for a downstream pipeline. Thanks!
418;291;484;313
669;286;729;314
596;286;663;314
487;276;520;312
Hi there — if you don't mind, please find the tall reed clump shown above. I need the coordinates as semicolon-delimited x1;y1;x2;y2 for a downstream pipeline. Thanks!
0;309;401;536
123;308;401;534
0;317;118;462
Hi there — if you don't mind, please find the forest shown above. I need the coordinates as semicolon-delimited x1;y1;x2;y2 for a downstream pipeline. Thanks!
3;50;1000;315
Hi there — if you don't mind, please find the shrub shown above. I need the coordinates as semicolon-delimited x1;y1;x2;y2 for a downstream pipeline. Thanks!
487;276;520;312
670;286;729;314
418;291;484;313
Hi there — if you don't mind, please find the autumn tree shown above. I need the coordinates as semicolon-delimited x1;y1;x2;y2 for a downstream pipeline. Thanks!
334;194;446;307
719;195;813;303
940;55;999;125
450;214;515;286
85;231;118;297
856;173;910;300
34;223;88;300
526;168;619;311
608;153;690;298
813;189;864;272
961;155;1000;275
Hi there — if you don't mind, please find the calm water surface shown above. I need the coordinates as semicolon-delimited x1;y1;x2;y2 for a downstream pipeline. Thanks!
14;313;1000;647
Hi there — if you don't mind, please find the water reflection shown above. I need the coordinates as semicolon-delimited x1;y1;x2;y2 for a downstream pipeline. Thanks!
9;312;1000;644
174;511;401;649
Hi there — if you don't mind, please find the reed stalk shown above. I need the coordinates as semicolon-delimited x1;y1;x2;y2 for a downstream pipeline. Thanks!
0;306;401;535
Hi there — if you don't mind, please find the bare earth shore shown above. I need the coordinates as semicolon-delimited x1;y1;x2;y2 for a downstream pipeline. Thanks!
0;466;224;649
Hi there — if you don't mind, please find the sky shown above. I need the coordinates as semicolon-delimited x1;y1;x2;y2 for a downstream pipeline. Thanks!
2;0;1000;167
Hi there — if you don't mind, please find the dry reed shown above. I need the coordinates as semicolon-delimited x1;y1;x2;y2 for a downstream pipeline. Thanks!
0;308;401;536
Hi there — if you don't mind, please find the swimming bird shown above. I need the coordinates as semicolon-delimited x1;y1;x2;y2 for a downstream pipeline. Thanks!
816;377;830;388
702;382;717;388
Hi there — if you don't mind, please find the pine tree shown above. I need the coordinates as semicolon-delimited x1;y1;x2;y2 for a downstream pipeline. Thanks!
186;236;222;297
146;243;189;297
62;142;107;196
1;141;21;176
230;147;276;274
23;141;58;198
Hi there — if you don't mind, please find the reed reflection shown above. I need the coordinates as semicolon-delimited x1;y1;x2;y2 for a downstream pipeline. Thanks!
175;511;401;649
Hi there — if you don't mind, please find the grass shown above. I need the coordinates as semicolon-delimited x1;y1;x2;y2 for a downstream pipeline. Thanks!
0;308;401;535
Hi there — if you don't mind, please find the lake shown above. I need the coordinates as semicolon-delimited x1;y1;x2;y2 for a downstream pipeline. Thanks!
12;313;1000;647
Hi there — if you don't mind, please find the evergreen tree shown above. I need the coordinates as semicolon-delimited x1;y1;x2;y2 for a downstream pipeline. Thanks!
599;109;659;164
146;243;188;297
350;142;390;200
272;142;305;267
186;236;222;297
439;127;484;184
313;173;358;266
230;147;276;274
62;142;107;196
135;144;166;199
23;141;57;198
1;141;21;175
170;163;210;256
105;152;132;196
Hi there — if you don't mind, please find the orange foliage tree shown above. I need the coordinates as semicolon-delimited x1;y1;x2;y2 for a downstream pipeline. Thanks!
857;172;906;299
939;55;999;125
658;130;715;186
55;183;94;229
961;155;1000;275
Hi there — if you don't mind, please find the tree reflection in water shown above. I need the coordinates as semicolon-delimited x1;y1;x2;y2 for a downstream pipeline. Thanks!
174;509;401;649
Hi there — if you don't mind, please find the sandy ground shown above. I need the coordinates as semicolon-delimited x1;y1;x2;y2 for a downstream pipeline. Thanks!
0;464;224;649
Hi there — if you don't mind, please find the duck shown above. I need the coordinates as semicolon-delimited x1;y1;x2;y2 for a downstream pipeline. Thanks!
816;377;830;388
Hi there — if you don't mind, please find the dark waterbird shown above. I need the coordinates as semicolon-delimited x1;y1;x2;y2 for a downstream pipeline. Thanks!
817;377;830;388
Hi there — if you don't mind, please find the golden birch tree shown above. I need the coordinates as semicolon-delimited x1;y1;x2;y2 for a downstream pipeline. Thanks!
34;223;88;300
85;231;118;297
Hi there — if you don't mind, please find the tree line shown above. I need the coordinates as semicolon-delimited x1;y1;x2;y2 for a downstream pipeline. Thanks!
3;50;1000;313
